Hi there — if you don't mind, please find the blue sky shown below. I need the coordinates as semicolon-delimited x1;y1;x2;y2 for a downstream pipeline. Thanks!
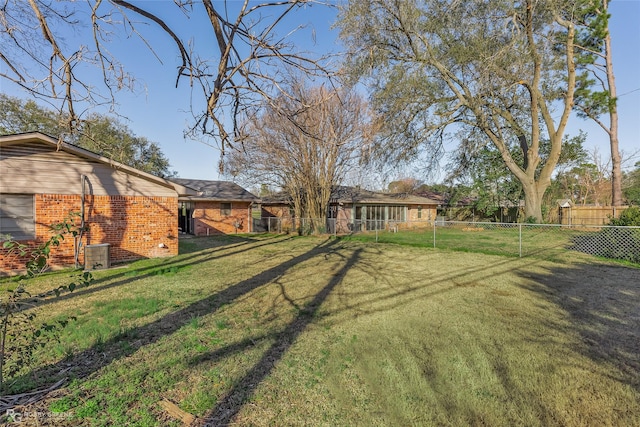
1;1;638;183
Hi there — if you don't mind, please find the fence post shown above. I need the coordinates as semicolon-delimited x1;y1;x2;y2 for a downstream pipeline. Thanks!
519;223;522;257
433;220;436;248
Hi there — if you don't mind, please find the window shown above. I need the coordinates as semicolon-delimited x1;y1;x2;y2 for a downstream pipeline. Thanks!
417;206;422;219
366;205;385;221
388;205;406;222
0;194;35;240
178;202;195;234
220;202;232;216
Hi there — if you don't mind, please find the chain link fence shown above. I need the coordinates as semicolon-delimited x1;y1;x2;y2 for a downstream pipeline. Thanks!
253;217;640;263
428;221;640;262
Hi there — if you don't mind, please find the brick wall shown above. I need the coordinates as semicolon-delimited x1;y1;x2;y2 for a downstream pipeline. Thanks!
192;201;251;235
1;194;178;274
407;205;437;222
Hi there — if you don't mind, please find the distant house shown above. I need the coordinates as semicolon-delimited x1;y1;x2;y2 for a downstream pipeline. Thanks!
261;186;439;233
330;186;440;232
0;132;178;274
170;179;260;235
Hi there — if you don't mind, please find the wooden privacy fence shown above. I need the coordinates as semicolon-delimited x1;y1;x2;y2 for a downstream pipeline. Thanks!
555;205;630;226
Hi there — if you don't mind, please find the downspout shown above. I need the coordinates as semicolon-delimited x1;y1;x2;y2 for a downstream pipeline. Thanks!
75;174;87;268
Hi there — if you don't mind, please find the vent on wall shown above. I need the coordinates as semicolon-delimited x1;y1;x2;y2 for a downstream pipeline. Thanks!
85;243;110;270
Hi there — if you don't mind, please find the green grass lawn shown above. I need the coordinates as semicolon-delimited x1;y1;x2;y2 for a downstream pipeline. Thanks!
345;224;639;264
2;234;639;426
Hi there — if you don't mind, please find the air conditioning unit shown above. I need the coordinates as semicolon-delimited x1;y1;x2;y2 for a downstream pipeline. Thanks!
85;243;110;270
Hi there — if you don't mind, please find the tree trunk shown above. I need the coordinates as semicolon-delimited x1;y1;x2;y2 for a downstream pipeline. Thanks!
604;5;623;206
521;181;544;222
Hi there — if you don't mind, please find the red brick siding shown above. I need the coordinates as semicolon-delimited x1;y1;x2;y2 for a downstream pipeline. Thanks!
83;195;178;262
192;202;251;235
1;194;178;274
407;206;437;223
0;241;43;273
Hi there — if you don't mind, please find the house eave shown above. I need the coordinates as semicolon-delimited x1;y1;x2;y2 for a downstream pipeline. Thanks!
179;197;260;203
0;132;177;192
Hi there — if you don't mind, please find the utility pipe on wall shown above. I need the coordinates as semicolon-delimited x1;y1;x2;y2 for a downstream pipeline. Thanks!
75;174;87;268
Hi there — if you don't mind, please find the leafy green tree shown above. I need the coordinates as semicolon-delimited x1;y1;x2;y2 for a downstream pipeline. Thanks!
0;95;62;135
338;0;584;221
452;132;589;220
77;114;176;178
573;0;623;206
416;183;448;195
468;146;524;220
0;95;176;178
623;162;640;205
540;133;589;206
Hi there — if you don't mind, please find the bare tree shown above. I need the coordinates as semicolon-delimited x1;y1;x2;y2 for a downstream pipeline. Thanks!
387;178;422;194
338;0;583;221
551;146;613;206
226;82;376;233
0;0;334;151
572;149;612;206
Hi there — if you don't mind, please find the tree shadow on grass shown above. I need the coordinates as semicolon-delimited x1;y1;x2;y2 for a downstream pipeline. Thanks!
18;235;292;313
518;262;640;391
185;248;550;426
178;234;277;255
3;237;337;403
194;248;363;426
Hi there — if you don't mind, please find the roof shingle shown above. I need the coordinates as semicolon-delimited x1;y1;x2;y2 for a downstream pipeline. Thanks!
171;178;259;202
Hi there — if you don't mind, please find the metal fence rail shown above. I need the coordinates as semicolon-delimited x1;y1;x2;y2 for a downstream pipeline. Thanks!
253;217;640;263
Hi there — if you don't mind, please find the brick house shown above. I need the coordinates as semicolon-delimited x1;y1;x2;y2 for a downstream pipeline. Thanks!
261;186;439;233
1;132;179;274
328;186;439;232
170;179;260;236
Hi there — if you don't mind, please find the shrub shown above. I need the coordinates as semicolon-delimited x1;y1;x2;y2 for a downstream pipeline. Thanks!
609;206;640;226
1;214;93;393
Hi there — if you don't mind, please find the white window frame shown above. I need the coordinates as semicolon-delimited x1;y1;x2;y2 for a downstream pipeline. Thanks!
388;205;406;222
